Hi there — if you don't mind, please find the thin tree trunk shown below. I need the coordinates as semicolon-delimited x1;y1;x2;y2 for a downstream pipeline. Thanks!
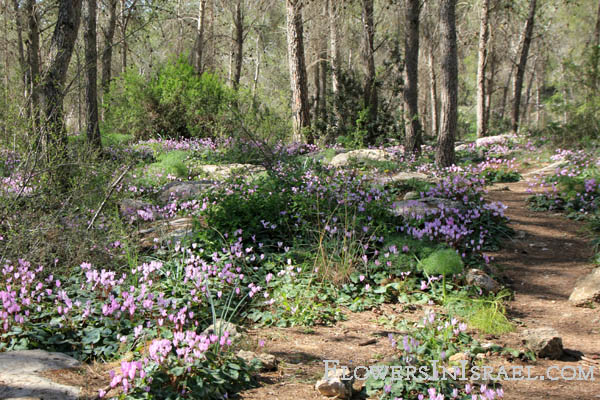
403;0;421;154
436;0;458;168
428;46;438;139
485;47;496;131
511;0;537;133
329;0;341;127
523;64;535;127
101;0;117;98
232;0;243;90
190;0;206;74
12;0;26;91
286;0;312;143
500;64;513;121
40;0;82;186
24;0;40;126
476;0;490;138
85;0;101;148
361;0;377;143
592;0;600;92
319;2;327;124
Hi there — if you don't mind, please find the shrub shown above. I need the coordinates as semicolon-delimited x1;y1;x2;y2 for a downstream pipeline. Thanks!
104;57;235;140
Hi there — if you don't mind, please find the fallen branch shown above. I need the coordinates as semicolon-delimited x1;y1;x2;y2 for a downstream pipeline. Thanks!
87;164;133;230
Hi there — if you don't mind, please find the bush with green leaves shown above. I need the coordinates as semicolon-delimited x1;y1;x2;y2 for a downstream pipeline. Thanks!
103;57;235;140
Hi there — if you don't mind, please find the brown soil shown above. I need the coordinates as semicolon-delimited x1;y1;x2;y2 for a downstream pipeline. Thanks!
44;170;600;400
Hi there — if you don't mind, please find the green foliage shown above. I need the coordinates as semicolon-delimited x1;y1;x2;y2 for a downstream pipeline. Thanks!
419;249;464;277
446;289;514;335
481;168;521;183
104;57;235;140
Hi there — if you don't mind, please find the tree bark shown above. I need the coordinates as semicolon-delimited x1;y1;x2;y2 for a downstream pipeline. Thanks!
428;45;438;138
436;0;458;168
24;0;40;125
476;0;490;138
85;0;101;148
403;0;422;154
329;0;341;126
190;0;206;74
101;0;117;97
12;0;26;91
591;0;600;92
511;0;537;134
232;0;243;90
286;0;312;143
40;0;82;186
361;0;377;143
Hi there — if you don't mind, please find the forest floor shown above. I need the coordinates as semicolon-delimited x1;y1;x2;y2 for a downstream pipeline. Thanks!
236;173;600;399
39;161;600;400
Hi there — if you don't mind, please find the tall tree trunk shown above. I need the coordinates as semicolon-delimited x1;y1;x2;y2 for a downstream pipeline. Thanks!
436;0;458;168
500;64;513;121
286;0;312;143
476;0;490;138
511;0;537;133
101;0;117;98
485;46;496;131
318;2;327;125
85;0;101;148
361;0;377;143
591;0;600;92
24;0;40;126
190;0;206;74
12;0;26;92
403;0;421;154
329;0;341;127
40;0;82;186
232;0;243;90
428;45;438;139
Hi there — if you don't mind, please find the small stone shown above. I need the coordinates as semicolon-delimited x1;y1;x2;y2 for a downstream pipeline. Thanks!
448;352;469;363
236;350;277;371
465;269;501;293
202;319;243;341
158;180;213;204
522;327;563;359
329;149;392;168
403;191;421;200
315;366;353;399
569;268;600;306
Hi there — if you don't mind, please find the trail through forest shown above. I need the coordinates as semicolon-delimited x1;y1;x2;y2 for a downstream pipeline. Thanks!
238;170;600;400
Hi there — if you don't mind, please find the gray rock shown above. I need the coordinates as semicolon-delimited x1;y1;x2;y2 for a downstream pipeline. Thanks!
329;149;392;167
523;160;566;178
390;197;464;218
522;327;563;359
120;198;154;218
202;319;243;341
158;180;213;203
236;350;278;371
315;366;353;399
465;269;501;293
0;350;81;400
138;216;197;248
569;268;600;306
403;191;421;200
190;163;266;181
375;171;432;185
475;134;516;147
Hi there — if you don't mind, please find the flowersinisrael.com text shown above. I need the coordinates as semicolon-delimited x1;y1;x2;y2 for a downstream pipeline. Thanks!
324;360;596;382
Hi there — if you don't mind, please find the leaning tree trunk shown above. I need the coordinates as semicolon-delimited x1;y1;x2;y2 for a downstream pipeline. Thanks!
12;0;26;96
101;0;117;98
361;0;377;143
190;0;206;74
40;0;82;187
85;0;101;148
403;0;422;154
436;0;458;168
286;0;312;143
591;0;600;92
511;0;537;134
476;0;490;138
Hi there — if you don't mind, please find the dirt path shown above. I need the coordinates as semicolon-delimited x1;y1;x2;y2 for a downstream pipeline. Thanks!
239;177;600;400
485;180;600;400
